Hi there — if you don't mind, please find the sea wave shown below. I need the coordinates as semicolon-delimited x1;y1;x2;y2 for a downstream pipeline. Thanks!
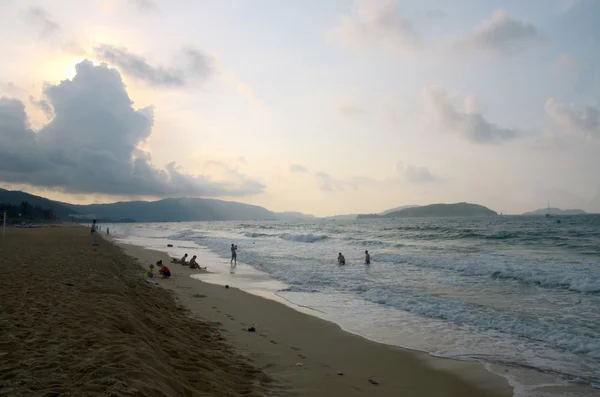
360;287;600;360
244;232;273;238
372;253;600;294
168;230;205;240
278;233;329;243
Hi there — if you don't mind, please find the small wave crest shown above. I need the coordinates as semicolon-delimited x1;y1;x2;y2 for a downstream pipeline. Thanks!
244;232;273;238
279;233;328;243
168;230;205;241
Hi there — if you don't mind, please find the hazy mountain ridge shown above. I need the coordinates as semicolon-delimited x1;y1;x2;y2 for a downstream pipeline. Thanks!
0;188;78;218
0;189;313;222
357;203;497;219
522;208;587;216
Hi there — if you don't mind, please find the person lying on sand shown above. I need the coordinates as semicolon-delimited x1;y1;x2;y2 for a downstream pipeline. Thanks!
188;255;206;270
156;260;171;278
337;252;345;265
172;253;188;265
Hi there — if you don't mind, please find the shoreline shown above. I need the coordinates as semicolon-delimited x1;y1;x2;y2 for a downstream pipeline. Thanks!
117;236;514;396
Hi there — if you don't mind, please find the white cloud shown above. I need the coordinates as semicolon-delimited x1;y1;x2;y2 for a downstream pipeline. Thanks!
452;9;541;54
131;0;157;11
24;7;60;37
423;86;519;144
338;105;367;116
328;0;419;55
289;164;309;173
395;161;436;183
93;44;213;87
545;98;600;139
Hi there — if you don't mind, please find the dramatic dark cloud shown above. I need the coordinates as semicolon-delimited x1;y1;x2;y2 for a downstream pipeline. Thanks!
93;44;213;87
25;7;60;37
289;164;309;173
453;9;541;54
423;86;518;144
545;98;600;139
328;0;419;54
0;60;264;197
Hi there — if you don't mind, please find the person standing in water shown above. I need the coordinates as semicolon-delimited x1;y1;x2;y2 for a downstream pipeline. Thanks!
337;252;345;265
230;244;237;265
90;219;98;246
365;250;371;265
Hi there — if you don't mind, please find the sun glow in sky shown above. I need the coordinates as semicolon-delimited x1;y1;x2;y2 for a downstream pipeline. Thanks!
0;0;599;216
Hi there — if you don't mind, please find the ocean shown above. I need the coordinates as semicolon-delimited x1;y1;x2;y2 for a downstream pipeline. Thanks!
108;215;600;397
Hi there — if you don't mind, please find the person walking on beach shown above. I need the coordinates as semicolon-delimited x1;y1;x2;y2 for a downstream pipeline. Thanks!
230;244;237;265
365;250;371;265
91;219;98;246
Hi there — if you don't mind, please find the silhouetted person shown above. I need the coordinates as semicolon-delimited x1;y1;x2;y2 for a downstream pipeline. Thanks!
91;219;98;246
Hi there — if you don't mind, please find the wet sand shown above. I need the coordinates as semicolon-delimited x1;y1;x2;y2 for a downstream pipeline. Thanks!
0;226;513;396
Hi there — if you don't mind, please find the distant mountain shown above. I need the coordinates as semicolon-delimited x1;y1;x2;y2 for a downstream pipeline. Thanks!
357;202;497;219
64;197;279;222
0;188;79;218
275;211;315;220
522;208;587;216
323;214;359;220
0;188;315;222
379;205;419;215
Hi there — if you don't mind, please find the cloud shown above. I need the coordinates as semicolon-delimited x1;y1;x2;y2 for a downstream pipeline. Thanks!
406;165;436;183
549;55;589;74
423;86;519;144
0;60;264;197
289;164;309;173
29;96;53;118
132;0;157;11
545;98;600;139
93;44;213;87
328;0;419;54
395;161;436;183
452;9;541;54
0;82;25;96
315;172;347;191
25;7;60;37
339;105;367;116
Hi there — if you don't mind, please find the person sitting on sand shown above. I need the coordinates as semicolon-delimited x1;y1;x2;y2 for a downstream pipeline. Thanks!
338;252;345;265
156;260;171;278
189;255;206;270
145;264;156;278
365;250;370;265
172;253;188;265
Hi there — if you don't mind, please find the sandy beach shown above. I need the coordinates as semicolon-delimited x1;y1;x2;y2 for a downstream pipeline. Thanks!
1;226;513;397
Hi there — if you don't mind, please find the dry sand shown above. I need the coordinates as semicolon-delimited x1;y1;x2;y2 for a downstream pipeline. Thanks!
0;226;513;397
0;227;272;397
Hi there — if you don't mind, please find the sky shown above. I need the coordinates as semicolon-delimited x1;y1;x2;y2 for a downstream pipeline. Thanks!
0;0;599;216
